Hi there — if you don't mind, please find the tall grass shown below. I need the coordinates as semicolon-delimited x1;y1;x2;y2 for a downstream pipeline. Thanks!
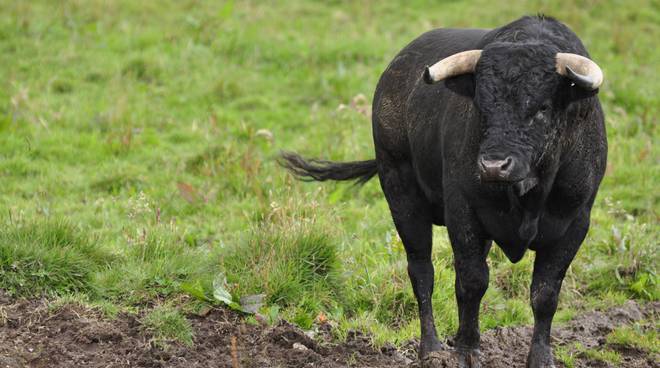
0;220;111;297
219;223;341;327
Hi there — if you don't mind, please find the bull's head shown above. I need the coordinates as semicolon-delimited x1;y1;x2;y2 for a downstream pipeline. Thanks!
423;44;603;195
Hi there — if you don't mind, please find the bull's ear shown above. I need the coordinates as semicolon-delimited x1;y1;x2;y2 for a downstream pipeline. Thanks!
444;74;476;98
556;78;598;108
568;80;599;100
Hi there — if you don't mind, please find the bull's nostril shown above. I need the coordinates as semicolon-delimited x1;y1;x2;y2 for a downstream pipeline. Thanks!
501;157;513;171
478;157;487;170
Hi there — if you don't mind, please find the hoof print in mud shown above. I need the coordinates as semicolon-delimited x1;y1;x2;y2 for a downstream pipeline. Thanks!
421;350;480;368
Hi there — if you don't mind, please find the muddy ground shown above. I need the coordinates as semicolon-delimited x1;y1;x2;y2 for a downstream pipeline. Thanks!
0;291;656;368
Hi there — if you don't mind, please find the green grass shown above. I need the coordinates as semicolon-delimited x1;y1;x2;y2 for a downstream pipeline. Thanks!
557;320;659;367
143;304;194;348
583;349;622;365
555;345;578;368
607;321;659;354
0;0;658;347
218;221;342;327
0;220;112;297
557;343;623;367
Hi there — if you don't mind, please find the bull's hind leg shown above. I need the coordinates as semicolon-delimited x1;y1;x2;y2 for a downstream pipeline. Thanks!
527;215;588;368
378;160;442;359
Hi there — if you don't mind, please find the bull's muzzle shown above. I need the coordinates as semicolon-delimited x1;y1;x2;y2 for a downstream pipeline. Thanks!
478;155;515;181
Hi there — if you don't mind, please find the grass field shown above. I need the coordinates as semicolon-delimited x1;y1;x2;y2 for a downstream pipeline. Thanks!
0;0;657;353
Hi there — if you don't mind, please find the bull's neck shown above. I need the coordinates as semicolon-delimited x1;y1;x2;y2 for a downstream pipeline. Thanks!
507;157;560;244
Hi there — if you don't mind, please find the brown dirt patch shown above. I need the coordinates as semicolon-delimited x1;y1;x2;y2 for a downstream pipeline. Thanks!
478;300;659;368
0;291;656;367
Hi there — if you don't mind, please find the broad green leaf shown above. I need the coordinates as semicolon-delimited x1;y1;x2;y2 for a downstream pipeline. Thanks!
181;280;212;302
213;273;234;305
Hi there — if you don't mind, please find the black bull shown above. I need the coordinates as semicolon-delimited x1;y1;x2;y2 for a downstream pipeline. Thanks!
281;16;607;368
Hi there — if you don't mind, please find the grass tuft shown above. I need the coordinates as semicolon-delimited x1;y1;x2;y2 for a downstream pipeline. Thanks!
555;345;577;368
143;305;194;347
121;58;160;83
580;346;622;365
606;321;659;354
219;223;341;309
0;219;112;297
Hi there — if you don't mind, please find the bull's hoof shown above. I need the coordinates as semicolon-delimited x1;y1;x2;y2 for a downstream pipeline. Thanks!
527;343;555;368
421;349;480;368
418;339;446;360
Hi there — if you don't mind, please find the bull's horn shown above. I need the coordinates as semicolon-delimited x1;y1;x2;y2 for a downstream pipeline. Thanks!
424;50;482;84
555;53;603;90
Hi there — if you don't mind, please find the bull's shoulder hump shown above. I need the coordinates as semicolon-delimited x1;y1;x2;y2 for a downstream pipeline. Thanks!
382;28;491;74
402;28;491;56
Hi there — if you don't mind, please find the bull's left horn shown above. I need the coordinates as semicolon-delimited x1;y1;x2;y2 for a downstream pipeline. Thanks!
555;53;603;90
424;50;482;84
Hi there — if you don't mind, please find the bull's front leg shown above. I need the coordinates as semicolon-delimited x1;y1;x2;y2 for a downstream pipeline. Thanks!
527;215;589;368
446;195;491;368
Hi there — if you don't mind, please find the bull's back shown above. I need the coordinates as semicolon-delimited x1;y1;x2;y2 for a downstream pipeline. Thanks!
372;28;489;161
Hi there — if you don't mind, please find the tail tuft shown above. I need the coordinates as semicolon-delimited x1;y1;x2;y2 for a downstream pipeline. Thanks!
279;151;377;185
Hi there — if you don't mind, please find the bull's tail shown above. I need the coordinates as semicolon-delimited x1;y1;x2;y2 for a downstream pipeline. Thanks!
279;151;378;185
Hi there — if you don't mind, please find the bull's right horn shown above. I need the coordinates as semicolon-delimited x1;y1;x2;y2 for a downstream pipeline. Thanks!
424;50;482;84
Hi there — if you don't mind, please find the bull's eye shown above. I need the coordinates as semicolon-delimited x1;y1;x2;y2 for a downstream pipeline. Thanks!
533;105;549;124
